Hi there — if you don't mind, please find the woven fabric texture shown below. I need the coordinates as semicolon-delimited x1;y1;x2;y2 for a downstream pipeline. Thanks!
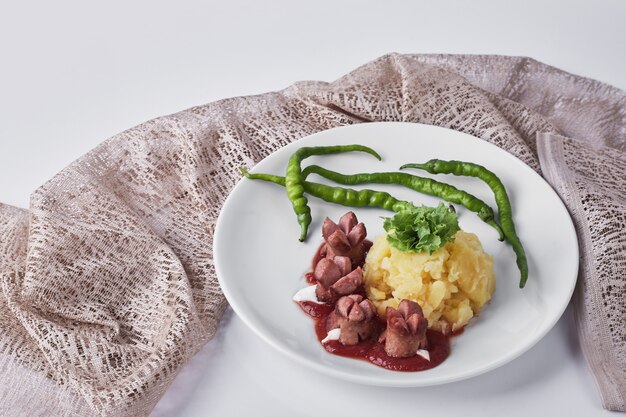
0;53;624;415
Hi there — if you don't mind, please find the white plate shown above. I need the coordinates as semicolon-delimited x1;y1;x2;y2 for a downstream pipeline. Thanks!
214;122;578;387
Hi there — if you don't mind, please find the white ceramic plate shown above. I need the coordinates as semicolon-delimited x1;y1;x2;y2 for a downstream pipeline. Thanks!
214;122;578;386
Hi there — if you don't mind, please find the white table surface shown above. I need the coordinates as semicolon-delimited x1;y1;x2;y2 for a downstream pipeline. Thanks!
1;1;624;416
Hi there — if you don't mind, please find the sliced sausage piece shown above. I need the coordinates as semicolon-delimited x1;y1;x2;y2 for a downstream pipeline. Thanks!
322;217;340;240
398;298;424;318
313;258;342;288
330;267;363;296
327;229;351;255
338;211;358;235
347;222;367;246
327;295;378;346
383;299;429;358
333;256;352;276
336;294;357;318
312;212;373;303
359;298;376;319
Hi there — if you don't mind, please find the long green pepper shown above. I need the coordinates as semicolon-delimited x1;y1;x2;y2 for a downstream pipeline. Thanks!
240;168;414;214
401;160;528;288
285;145;381;241
301;165;505;240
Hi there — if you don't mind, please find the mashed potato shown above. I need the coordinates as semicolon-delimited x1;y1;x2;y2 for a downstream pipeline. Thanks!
363;230;495;333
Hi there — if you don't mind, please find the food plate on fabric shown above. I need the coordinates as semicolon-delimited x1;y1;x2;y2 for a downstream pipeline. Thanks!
214;122;578;387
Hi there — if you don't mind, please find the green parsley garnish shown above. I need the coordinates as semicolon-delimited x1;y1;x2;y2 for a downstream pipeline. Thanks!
383;203;460;254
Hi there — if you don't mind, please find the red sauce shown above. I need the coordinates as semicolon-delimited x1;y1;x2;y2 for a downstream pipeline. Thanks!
311;243;327;272
298;301;451;372
299;301;333;318
366;330;449;371
451;327;465;337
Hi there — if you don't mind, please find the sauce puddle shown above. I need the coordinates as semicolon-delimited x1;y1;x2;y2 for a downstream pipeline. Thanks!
299;301;451;371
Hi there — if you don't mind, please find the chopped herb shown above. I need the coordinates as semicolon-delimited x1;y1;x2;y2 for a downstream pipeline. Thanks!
383;203;460;254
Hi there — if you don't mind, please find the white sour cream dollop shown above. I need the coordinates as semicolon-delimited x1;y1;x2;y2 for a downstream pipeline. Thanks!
416;349;430;361
292;285;323;304
322;328;341;344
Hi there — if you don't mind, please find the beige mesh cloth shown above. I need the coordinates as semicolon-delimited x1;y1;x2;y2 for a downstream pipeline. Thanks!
0;53;624;416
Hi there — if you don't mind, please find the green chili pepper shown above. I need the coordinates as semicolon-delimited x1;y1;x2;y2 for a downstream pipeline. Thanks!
239;168;413;215
401;160;528;288
285;145;381;241
301;165;504;240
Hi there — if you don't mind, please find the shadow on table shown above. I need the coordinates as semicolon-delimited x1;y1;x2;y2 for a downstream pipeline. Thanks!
150;309;235;417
